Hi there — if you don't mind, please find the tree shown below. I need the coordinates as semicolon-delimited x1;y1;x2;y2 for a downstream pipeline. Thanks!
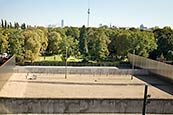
65;27;80;40
109;29;157;59
88;28;110;60
9;22;13;28
113;30;132;59
8;29;24;62
167;50;173;60
21;23;26;29
14;22;20;29
107;29;119;57
79;25;88;56
4;20;7;28
36;27;48;55
152;27;173;60
1;19;4;28
47;31;62;55
0;30;8;53
50;27;66;38
130;30;157;57
60;36;79;62
23;29;41;62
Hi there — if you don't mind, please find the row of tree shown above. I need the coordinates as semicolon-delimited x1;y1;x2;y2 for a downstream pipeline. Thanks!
0;20;173;62
0;19;28;29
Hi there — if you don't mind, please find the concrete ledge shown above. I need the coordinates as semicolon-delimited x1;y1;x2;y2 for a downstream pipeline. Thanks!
0;98;172;114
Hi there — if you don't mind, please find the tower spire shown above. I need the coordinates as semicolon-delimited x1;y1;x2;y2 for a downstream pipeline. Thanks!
87;0;90;27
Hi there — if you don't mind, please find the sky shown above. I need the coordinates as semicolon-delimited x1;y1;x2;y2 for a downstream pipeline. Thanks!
0;0;173;28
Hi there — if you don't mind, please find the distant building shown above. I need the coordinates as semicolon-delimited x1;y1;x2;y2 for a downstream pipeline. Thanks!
47;24;58;28
140;24;147;30
99;24;102;27
61;20;64;28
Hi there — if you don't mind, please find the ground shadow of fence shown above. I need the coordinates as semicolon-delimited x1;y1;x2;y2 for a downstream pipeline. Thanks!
135;75;173;95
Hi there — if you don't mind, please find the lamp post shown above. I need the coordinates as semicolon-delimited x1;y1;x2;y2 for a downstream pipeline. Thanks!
65;47;68;79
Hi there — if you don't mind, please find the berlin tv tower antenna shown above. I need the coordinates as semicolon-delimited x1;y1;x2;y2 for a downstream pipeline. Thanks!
87;0;90;27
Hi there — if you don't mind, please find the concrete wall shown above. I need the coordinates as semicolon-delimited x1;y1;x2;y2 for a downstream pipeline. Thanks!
0;56;15;90
128;53;173;83
14;66;149;75
0;98;172;114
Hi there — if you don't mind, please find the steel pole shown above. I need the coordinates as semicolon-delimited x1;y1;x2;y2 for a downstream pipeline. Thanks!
142;85;148;115
131;50;135;80
65;47;67;79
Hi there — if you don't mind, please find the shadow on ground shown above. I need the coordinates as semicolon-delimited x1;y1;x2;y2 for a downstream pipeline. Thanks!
135;74;173;95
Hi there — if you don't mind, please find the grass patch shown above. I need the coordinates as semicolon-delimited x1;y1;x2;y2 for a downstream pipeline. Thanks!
37;55;82;62
68;56;82;62
38;55;62;62
30;55;130;67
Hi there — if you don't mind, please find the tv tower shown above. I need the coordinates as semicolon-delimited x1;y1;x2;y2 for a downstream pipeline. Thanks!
87;0;90;27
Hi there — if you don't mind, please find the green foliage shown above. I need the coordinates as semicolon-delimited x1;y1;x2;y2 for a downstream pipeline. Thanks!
60;36;80;62
9;22;13;28
108;29;157;59
65;27;79;40
152;27;173;60
113;30;132;59
1;19;4;28
4;20;7;28
8;29;24;62
21;23;26;29
167;50;173;60
23;29;41;62
88;28;110;61
49;27;66;38
108;29;119;56
0;29;8;53
1;19;173;63
47;31;62;55
130;30;157;57
14;22;20;29
35;27;48;54
38;55;62;62
79;25;88;56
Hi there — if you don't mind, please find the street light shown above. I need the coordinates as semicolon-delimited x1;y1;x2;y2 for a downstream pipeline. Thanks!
65;47;68;79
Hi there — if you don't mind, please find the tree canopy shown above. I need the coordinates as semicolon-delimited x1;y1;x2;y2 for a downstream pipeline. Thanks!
1;19;173;63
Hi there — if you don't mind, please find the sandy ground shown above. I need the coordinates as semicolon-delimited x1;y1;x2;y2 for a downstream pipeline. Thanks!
0;73;172;99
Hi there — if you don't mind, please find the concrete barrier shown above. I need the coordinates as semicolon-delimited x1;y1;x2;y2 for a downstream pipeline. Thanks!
14;66;149;75
0;56;15;90
128;53;173;83
0;98;172;114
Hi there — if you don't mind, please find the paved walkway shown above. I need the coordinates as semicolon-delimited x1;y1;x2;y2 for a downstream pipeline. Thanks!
0;73;172;99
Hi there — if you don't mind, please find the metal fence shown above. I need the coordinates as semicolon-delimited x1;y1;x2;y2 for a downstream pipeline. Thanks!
14;66;149;76
128;53;173;82
0;55;15;90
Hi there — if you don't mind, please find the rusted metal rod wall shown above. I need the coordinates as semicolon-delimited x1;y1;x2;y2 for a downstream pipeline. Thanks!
0;55;15;90
128;53;173;82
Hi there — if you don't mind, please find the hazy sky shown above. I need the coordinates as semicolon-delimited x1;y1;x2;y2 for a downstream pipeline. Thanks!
0;0;173;28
